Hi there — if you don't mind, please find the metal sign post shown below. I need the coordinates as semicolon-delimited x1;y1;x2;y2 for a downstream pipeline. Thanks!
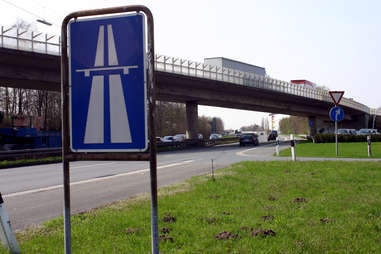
61;6;158;254
329;106;344;156
0;193;20;254
329;90;345;157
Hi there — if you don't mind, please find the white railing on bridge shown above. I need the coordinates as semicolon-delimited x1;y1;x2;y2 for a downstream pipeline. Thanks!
0;25;377;116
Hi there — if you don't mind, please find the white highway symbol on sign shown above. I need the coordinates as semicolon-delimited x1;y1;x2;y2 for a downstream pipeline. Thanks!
69;14;147;152
75;25;135;144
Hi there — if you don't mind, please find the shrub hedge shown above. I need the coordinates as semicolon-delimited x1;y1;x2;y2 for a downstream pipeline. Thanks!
312;134;381;143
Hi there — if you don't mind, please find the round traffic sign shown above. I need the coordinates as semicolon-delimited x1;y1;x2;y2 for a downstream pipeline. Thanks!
329;106;344;122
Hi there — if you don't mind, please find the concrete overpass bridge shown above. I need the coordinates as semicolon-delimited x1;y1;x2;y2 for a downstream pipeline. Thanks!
0;26;380;137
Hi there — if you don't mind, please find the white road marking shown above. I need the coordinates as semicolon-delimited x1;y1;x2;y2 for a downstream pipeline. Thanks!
71;162;116;169
236;147;258;157
4;160;194;198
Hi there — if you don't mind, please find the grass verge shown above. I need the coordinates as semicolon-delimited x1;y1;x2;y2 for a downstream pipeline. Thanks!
0;157;61;169
2;161;381;253
279;142;381;158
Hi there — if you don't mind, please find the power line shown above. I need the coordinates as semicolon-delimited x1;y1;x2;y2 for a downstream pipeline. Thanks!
1;0;45;20
1;0;58;27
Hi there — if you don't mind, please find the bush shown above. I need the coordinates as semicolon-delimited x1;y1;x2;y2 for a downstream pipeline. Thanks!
313;134;381;143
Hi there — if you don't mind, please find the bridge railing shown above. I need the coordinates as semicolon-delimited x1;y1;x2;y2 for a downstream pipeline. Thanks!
1;26;60;55
0;25;376;115
155;55;372;114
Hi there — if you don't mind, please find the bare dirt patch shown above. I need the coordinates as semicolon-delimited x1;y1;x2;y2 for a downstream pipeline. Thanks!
320;218;334;223
268;195;277;201
215;231;240;240
261;215;275;221
292;197;307;203
160;227;172;234
159;235;174;242
251;228;276;237
162;213;176;223
200;217;217;224
222;211;231;215
125;228;142;234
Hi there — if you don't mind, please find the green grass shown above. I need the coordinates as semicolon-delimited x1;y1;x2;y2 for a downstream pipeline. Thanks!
279;142;381;158
0;156;61;168
3;161;381;253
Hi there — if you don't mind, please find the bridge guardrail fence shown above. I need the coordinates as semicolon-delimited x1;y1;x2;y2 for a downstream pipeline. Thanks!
0;25;377;116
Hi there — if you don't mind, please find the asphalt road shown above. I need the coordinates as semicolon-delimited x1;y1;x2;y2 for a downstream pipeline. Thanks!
1;142;287;230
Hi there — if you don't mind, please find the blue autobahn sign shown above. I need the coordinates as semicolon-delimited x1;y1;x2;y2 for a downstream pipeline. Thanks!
329;106;344;122
69;14;147;152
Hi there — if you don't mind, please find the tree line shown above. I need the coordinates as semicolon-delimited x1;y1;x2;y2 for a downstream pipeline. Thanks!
0;87;224;138
278;116;309;134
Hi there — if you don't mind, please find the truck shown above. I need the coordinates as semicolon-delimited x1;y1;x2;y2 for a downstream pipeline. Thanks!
204;57;266;76
290;80;317;89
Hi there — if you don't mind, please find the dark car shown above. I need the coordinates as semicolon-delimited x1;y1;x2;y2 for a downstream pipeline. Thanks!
239;133;259;146
267;130;278;141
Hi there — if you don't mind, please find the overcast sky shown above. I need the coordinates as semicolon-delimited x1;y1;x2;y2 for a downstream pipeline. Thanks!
1;0;380;130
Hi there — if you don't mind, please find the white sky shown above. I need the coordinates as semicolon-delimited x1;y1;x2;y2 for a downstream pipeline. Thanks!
1;0;380;130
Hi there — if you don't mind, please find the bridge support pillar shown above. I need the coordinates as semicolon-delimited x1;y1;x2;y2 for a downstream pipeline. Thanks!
346;114;370;129
186;101;198;139
308;116;317;136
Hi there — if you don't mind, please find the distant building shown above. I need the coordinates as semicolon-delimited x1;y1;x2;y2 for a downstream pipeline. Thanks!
204;57;266;76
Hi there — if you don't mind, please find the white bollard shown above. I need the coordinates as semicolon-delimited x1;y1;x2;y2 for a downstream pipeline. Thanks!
290;134;296;161
0;193;20;254
367;136;372;157
275;137;280;156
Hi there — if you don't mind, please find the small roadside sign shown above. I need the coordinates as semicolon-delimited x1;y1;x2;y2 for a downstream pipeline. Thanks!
329;91;344;105
329;106;344;122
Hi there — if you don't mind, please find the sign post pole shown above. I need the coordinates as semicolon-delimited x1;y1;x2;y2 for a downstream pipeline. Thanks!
329;91;345;157
0;193;20;254
335;120;338;156
61;6;157;254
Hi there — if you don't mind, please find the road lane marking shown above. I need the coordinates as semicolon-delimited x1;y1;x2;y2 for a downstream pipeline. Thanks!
236;147;258;157
4;160;194;198
71;162;116;169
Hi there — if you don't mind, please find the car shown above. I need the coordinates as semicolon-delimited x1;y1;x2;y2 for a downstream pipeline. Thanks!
239;133;259;146
338;129;357;135
267;130;278;141
162;136;175;142
357;129;378;135
209;133;222;140
173;134;186;142
156;137;163;142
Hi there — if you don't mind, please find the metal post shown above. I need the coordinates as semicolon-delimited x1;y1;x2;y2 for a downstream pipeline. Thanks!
61;6;157;253
145;9;159;254
0;193;20;254
275;137;280;156
63;159;71;254
335;120;338;156
290;134;296;161
211;159;215;180
61;15;72;254
367;135;372;157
